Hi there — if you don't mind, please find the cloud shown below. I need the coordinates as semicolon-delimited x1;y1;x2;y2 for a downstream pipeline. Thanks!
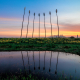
60;23;80;32
0;17;80;37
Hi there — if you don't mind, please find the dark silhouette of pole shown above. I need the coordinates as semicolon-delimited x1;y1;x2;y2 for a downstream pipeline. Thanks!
32;13;35;38
43;13;46;38
26;10;30;38
20;7;26;38
49;12;52;38
38;13;40;38
56;9;59;38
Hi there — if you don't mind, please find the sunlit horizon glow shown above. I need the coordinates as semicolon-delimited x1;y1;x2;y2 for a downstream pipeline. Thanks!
0;0;80;38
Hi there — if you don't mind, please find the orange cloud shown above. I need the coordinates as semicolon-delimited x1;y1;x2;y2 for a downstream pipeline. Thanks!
0;17;22;21
0;27;80;38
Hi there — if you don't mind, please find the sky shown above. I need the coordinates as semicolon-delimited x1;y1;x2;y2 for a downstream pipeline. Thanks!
0;0;80;38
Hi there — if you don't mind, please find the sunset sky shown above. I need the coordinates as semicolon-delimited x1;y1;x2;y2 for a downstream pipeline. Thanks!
0;0;80;38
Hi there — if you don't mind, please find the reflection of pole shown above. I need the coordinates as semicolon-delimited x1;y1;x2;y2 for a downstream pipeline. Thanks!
28;52;30;72
27;51;30;73
55;52;59;74
27;51;28;57
21;51;26;75
26;10;30;38
38;51;40;70
43;51;46;70
32;13;35;38
38;13;40;38
33;51;35;70
56;9;59;38
49;51;52;72
20;7;26;38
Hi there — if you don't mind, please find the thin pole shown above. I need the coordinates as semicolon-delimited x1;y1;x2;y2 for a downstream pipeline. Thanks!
43;13;46;38
26;10;30;38
56;9;59;38
49;12;52;38
38;13;40;38
20;7;26;38
32;13;35;38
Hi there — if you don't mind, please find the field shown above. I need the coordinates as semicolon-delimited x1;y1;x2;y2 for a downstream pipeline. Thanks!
0;38;80;55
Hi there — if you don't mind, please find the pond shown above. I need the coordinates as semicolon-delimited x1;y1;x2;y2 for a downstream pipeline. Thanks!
0;51;80;80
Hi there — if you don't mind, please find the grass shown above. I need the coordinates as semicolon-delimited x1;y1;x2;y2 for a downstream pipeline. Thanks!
0;38;80;56
0;71;80;80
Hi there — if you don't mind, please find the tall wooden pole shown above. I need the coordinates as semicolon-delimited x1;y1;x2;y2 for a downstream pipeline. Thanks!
38;13;40;38
56;9;59;38
32;13;35;38
49;12;52;38
43;13;46;38
26;10;30;38
20;7;26;38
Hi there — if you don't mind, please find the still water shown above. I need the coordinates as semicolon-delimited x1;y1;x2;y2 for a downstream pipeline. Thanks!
0;51;80;80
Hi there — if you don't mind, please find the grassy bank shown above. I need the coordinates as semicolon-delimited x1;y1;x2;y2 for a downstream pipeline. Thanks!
0;38;80;55
0;72;80;80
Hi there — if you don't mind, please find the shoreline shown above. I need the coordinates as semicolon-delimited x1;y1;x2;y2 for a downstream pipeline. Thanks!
0;38;80;55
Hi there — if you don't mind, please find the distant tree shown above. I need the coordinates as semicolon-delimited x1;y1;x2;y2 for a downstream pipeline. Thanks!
69;36;75;38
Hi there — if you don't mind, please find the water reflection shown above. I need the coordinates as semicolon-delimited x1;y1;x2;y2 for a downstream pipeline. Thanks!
33;51;35;70
49;51;52;72
55;51;59;75
38;51;40;70
21;51;26;76
43;51;46;70
0;51;80;80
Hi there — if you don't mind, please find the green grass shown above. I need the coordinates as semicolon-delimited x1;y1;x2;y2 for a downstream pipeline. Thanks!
0;72;80;80
0;38;80;55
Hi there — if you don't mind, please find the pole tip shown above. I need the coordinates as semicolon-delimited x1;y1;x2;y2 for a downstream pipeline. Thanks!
38;13;40;16
56;9;57;13
24;7;26;10
29;10;30;14
34;13;35;16
49;12;51;15
43;13;45;16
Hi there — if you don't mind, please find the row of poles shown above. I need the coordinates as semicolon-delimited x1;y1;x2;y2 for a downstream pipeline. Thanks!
20;7;59;38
